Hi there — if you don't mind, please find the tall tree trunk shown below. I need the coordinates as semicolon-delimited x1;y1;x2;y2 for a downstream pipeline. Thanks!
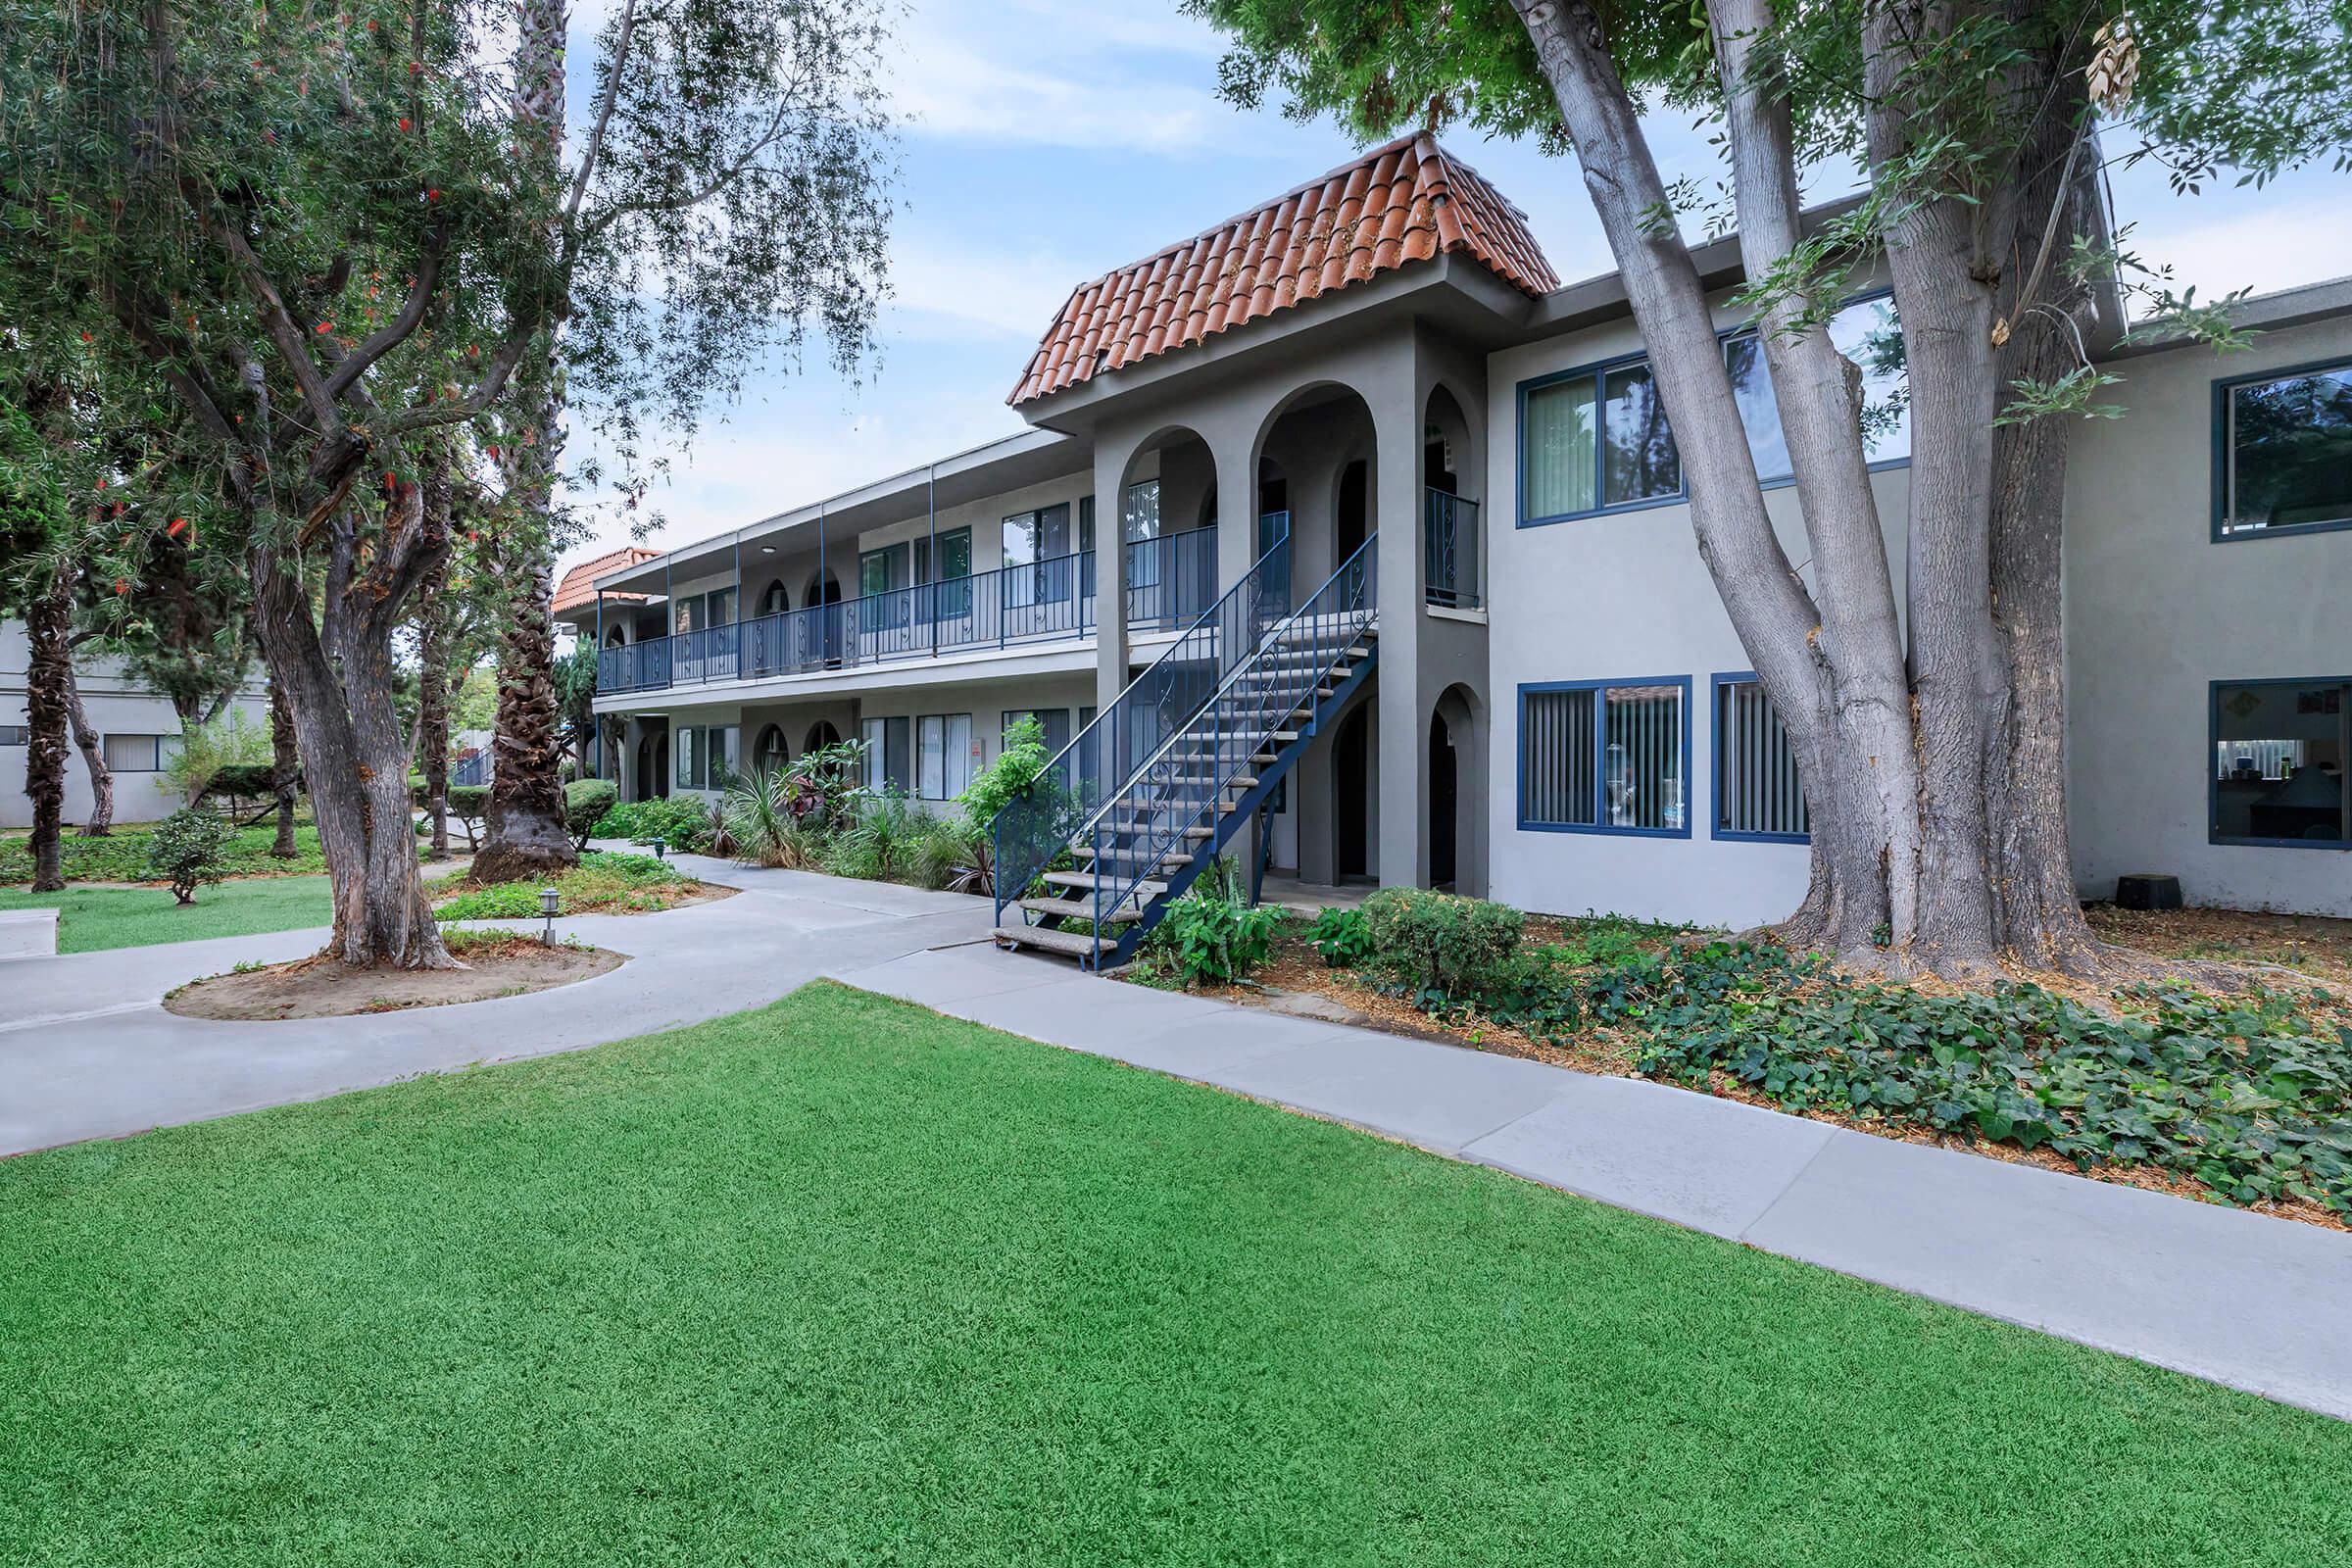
23;566;72;892
251;493;457;970
1984;48;2103;973
62;658;114;836
416;467;455;862
473;0;578;886
269;681;301;858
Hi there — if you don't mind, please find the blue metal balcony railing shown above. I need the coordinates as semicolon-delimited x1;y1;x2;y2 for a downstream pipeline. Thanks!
1424;489;1481;611
593;517;1293;697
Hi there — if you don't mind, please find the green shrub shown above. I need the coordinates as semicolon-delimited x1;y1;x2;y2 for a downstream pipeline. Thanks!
143;808;230;905
958;713;1049;842
1592;941;2352;1216
589;795;710;854
564;779;617;850
435;851;692;921
1146;860;1286;988
1360;888;1524;1002
1307;906;1375;968
0;822;329;883
203;761;285;807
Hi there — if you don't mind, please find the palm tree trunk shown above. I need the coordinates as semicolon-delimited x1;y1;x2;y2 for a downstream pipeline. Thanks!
23;566;72;891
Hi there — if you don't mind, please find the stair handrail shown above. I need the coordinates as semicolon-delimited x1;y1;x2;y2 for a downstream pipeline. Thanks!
1088;533;1379;947
993;529;1293;929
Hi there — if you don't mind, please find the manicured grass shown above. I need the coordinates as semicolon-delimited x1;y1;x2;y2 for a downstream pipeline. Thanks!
0;875;332;953
2;985;2344;1565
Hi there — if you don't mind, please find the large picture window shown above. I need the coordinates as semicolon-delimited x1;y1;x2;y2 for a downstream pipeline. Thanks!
102;733;175;772
1519;297;1908;527
1712;674;1809;842
1519;678;1690;836
861;715;911;796
674;725;738;791
917;712;973;801
2216;360;2352;539
2212;678;2350;848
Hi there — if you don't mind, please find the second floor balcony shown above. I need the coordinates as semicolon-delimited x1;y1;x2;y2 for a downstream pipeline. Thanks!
597;524;1237;697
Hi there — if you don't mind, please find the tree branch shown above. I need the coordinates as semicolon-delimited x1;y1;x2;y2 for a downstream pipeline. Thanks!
321;222;451;402
565;0;641;223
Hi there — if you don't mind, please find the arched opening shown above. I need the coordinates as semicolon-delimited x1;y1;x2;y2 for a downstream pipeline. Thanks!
603;623;627;648
1430;684;1486;898
1429;709;1459;891
1422;383;1482;610
805;572;846;663
1334;703;1373;881
804;718;842;755
753;723;789;776
757;578;790;618
1250;382;1377;593
1117;427;1217;633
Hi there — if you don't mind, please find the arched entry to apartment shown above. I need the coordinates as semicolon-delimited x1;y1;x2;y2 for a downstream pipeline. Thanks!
603;623;626;648
756;578;790;618
1429;684;1486;897
1251;382;1378;592
753;723;789;776
1333;701;1374;881
1421;383;1482;610
633;724;670;802
805;718;842;754
805;570;846;663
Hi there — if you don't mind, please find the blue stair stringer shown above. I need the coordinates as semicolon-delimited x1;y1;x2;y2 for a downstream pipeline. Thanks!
992;535;1378;970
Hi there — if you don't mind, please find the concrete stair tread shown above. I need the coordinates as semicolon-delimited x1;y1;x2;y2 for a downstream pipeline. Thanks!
994;923;1115;957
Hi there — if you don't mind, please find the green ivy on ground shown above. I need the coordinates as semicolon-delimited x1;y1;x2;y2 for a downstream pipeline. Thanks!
1589;942;2352;1216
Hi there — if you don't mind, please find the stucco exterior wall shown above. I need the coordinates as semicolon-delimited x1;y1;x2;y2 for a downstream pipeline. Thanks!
1;620;271;829
2065;315;2352;915
1481;301;1915;927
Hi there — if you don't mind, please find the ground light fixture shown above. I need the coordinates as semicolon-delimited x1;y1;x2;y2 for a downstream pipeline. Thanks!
539;887;561;946
650;836;665;859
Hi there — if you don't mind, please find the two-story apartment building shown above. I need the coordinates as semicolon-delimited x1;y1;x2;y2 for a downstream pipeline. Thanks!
2;621;272;829
558;134;2352;937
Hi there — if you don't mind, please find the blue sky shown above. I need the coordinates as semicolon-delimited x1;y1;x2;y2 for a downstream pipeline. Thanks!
558;0;2352;580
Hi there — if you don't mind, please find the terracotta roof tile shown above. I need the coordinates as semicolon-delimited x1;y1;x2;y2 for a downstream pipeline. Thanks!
1009;133;1557;406
552;547;660;615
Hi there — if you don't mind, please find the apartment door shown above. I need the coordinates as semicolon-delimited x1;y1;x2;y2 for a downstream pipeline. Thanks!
1429;709;1457;890
1335;704;1370;879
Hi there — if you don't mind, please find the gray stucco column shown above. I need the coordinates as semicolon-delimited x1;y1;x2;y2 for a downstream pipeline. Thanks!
1373;376;1424;890
1093;436;1137;722
1210;427;1261;874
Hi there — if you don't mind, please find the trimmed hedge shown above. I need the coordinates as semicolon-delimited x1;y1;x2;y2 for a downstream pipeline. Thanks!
564;779;617;850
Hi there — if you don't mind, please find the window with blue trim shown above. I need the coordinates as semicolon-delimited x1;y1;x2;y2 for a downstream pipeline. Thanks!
2213;677;2350;848
2216;360;2352;539
1520;678;1689;835
1712;674;1809;841
1520;296;1909;526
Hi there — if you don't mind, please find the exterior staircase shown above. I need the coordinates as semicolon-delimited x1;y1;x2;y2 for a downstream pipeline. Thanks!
991;535;1378;968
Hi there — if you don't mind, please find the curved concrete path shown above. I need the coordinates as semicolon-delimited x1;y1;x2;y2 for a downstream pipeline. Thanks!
5;853;2348;1421
0;850;992;1156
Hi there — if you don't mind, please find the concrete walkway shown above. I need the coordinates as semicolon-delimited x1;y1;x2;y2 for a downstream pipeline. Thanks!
836;943;2352;1423
0;850;993;1156
5;854;2348;1420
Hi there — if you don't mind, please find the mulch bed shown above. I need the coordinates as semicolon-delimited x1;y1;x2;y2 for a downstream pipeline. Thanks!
166;938;623;1021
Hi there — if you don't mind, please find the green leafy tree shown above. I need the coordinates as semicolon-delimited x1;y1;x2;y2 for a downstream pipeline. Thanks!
472;0;900;884
1191;0;2352;976
144;808;230;906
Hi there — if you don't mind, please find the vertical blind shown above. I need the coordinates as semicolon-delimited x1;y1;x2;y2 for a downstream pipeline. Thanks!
1715;679;1809;838
1521;688;1596;826
1523;683;1686;831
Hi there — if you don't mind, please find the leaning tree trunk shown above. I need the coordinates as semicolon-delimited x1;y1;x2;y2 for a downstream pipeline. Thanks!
1517;0;1924;968
268;681;301;858
62;658;114;837
251;493;457;969
22;566;72;892
471;0;578;886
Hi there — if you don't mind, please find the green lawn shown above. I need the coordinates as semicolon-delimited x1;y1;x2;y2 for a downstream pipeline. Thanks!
0;821;329;883
0;876;332;953
2;986;2343;1566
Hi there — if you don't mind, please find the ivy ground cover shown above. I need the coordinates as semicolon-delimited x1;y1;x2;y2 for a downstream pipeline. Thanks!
3;984;2345;1565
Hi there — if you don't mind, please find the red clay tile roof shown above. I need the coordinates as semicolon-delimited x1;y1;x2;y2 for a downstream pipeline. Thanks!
1009;133;1557;406
552;547;660;616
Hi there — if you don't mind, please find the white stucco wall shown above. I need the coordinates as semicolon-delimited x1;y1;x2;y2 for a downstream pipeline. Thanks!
2065;314;2352;915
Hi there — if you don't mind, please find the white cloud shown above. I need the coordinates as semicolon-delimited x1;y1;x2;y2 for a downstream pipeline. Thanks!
885;240;1080;339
